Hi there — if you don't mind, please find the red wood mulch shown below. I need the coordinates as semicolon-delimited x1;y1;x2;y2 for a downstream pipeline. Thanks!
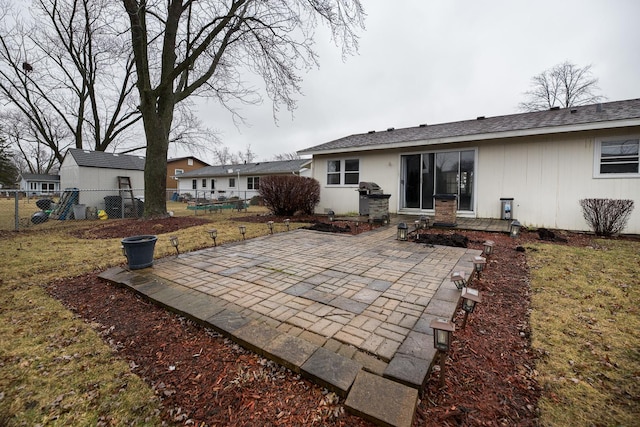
43;217;597;426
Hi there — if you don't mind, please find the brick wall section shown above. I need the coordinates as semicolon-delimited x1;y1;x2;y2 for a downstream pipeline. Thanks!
434;196;457;226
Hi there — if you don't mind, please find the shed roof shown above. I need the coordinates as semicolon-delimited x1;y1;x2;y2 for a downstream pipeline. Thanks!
19;173;60;182
298;98;640;155
66;148;145;170
179;159;311;178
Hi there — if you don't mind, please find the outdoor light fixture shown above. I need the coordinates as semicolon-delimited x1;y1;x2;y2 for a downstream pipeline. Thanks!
430;318;455;388
510;220;522;238
483;240;495;256
414;220;421;231
354;220;359;233
461;287;482;328
120;245;127;258
208;229;217;247
420;215;429;229
450;271;467;290
239;225;246;240
327;210;335;222
473;255;486;279
397;222;408;241
267;221;274;234
284;219;290;231
169;236;179;255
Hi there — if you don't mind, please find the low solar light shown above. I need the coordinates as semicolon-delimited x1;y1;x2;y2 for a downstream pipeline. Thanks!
284;219;290;231
430;317;455;388
327;210;335;222
354;220;359;233
450;271;467;290
120;245;127;258
461;287;482;328
420;215;430;229
207;229;217;247
267;220;274;234
169;236;179;255
414;220;421;231
397;222;408;241
483;240;495;256
510;220;522;238
239;225;246;240
473;255;486;278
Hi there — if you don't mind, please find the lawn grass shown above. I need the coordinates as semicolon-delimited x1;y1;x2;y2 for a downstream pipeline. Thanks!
527;239;640;427
0;204;311;424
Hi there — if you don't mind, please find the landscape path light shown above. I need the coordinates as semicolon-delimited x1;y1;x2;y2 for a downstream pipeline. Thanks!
169;236;179;255
414;220;421;231
461;287;482;328
267;221;274;234
354;220;359;233
450;271;467;290
327;210;335;222
430;318;455;388
473;255;486;279
207;229;217;247
510;220;522;238
397;222;408;241
239;225;246;240
284;219;290;231
120;245;127;258
420;215;430;229
483;240;495;256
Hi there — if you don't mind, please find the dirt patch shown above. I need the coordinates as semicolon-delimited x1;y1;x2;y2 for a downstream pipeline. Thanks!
68;216;214;239
42;228;601;426
415;233;469;247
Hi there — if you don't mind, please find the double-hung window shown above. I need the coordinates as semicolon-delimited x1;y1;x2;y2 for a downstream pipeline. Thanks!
327;159;359;185
247;176;260;190
597;138;639;176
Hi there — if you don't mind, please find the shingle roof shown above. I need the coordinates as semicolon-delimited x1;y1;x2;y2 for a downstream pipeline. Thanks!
179;159;311;178
66;148;145;170
298;98;640;154
167;156;210;166
19;173;60;181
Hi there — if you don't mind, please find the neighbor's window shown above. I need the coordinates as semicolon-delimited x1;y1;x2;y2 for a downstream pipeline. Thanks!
211;179;215;189
229;177;236;188
202;179;207;188
187;158;193;166
247;176;260;190
192;179;197;190
598;138;639;175
174;168;184;175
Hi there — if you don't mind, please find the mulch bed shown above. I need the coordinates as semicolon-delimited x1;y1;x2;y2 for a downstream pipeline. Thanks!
42;217;599;426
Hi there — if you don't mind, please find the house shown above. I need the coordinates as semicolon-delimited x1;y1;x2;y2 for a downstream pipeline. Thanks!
176;159;312;201
166;156;210;196
298;98;640;234
59;149;145;212
17;173;60;196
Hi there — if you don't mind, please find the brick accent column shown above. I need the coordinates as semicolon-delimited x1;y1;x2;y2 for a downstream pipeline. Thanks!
433;194;457;227
367;194;391;223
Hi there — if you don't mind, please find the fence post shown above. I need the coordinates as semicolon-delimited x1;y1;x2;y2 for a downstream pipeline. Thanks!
14;191;19;231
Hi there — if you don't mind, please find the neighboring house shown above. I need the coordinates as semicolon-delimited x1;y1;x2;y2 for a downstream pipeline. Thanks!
17;173;60;195
177;159;312;200
166;156;210;196
59;148;145;210
298;98;640;234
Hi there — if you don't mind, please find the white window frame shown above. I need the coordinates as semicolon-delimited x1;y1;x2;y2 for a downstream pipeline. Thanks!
594;137;640;178
247;176;260;190
187;158;193;166
174;168;184;175
326;159;360;186
229;177;236;188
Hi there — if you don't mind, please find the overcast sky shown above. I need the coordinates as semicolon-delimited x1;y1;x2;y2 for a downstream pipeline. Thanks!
186;0;640;163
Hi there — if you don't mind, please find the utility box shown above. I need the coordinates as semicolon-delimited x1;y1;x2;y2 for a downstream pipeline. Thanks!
500;197;514;220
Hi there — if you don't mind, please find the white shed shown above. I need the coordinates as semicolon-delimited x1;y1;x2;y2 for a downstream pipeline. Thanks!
59;149;145;211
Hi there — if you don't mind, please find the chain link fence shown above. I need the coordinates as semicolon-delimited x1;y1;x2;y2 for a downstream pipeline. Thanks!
0;189;254;231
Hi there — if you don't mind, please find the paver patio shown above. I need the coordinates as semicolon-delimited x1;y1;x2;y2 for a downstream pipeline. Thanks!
100;224;483;426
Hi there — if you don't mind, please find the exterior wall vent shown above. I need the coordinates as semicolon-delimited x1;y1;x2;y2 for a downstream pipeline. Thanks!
476;116;485;120
419;123;427;127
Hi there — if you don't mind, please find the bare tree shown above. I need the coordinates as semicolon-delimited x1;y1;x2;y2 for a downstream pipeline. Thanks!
121;0;364;217
519;61;606;112
0;0;141;165
237;144;257;164
0;129;19;187
272;151;301;161
212;146;239;165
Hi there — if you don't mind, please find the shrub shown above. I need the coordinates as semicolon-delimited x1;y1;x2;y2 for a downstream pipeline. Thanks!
249;195;263;206
259;175;320;216
579;198;634;236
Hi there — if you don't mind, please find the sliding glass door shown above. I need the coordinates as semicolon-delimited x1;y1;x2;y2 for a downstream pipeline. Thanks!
401;150;475;211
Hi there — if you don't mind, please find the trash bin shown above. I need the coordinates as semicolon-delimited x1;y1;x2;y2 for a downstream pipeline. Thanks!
73;204;86;220
500;198;514;220
104;195;123;219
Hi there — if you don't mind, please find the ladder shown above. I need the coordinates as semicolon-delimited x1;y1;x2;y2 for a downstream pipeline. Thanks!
117;176;138;218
